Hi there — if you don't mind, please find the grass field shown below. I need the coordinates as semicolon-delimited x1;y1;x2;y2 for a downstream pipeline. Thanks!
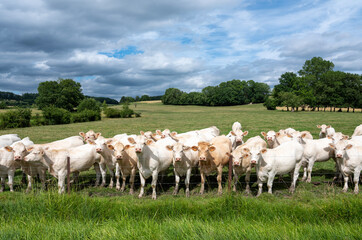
0;102;361;239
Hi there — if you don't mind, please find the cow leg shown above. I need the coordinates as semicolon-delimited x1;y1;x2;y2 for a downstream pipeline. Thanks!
58;170;66;194
120;172;126;192
342;172;349;192
108;168;115;189
232;169;238;192
290;161;303;193
71;172;79;184
7;170;14;192
217;165;223;195
138;173;146;198
129;167;136;195
267;173;275;194
26;175;33;193
99;163;107;187
93;163;101;187
185;168;191;197
39;170;46;191
115;163;121;191
151;171;158;200
256;179;263;197
173;169;180;195
0;177;5;192
306;159;316;183
353;168;361;194
245;169;251;194
200;171;205;195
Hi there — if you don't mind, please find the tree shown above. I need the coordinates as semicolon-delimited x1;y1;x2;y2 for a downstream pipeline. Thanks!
162;88;183;105
298;57;334;79
36;78;84;111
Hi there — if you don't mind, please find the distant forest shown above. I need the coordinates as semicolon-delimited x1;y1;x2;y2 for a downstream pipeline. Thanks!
162;79;270;106
0;91;161;108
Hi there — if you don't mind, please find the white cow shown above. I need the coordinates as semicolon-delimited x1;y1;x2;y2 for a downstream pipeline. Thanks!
231;136;266;193
107;140;138;194
165;136;201;197
352;124;362;137
297;135;335;182
79;130;101;142
317;124;336;139
24;142;101;194
227;122;248;150
95;136;116;188
329;140;362;194
261;131;291;149
128;135;176;199
247;137;304;196
0;146;15;192
0;134;21;148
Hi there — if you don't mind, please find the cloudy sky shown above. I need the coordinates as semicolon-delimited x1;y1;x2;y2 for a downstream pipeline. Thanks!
1;0;362;99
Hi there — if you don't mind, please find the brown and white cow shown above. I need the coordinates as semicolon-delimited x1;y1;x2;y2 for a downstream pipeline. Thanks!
192;136;232;195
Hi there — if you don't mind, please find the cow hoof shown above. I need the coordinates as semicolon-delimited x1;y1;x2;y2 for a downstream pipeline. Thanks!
129;190;134;195
138;194;143;198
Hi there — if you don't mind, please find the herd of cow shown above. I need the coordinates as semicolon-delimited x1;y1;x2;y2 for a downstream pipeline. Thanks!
0;123;361;199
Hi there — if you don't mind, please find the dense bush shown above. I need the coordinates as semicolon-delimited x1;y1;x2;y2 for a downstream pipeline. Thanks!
77;98;101;113
30;113;45;126
72;110;101;123
0;101;7;109
42;106;71;125
0;108;32;129
104;108;122;118
119;103;134;118
263;96;278;110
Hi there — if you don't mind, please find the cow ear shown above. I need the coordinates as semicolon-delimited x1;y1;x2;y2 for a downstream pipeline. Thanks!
124;145;131;150
276;132;280;137
261;148;267;154
26;147;34;152
166;145;173;151
287;133;292;138
183;146;190;151
95;132;101;138
345;144;353;150
317;125;321;128
4;146;13;152
242;147;250;153
44;146;49;151
88;140;96;145
244;153;249;158
327;135;333;139
243;131;248;136
107;144;114;150
140;131;145;136
156;130;162;135
79;132;85;138
191;146;198;151
230;131;236;136
343;135;349;140
106;139;113;144
146;139;153;145
261;132;267;138
327;125;331;129
226;152;231;156
209;146;216;152
171;132;177;137
301;133;307;138
128;137;135;144
329;143;336;149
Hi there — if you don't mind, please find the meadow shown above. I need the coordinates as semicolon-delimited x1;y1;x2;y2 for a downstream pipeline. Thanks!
0;102;361;239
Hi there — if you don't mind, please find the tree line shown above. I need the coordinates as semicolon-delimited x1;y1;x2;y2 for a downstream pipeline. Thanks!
264;57;362;112
162;80;270;106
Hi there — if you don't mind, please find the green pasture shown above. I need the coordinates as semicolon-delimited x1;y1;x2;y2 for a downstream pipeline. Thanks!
0;102;361;239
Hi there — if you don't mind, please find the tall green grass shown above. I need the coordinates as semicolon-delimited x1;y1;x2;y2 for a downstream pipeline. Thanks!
0;191;361;239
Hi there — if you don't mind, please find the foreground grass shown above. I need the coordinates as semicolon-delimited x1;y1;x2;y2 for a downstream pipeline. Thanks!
0;191;361;239
0;102;361;239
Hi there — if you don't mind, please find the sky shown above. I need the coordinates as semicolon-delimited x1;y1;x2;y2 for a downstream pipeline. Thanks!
1;0;362;99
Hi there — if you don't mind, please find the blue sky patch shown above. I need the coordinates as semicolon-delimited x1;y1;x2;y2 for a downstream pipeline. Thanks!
99;46;144;59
